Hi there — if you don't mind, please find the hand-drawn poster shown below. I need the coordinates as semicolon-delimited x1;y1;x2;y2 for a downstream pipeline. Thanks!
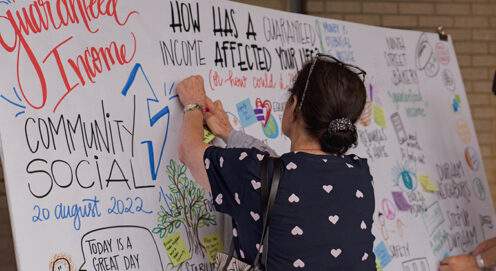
0;0;493;270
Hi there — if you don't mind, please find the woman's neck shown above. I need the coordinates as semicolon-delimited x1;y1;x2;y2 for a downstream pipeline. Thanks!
289;130;329;155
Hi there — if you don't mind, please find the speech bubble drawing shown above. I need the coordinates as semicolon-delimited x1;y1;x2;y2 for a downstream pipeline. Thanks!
79;225;164;271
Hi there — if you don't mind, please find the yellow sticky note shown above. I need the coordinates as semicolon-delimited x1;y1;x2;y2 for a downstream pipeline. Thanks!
203;233;224;264
419;174;439;192
203;128;216;144
376;259;383;271
373;104;386;128
162;232;192;266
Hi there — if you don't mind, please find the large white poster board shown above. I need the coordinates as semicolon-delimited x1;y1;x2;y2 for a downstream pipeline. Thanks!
0;0;493;270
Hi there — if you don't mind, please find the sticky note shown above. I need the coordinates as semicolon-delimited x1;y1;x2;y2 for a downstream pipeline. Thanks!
373;104;386;128
203;128;216;144
376;259;383;271
418;174;439;192
162;232;191;266
203;232;224;263
374;241;392;268
236;98;257;128
391;191;411;211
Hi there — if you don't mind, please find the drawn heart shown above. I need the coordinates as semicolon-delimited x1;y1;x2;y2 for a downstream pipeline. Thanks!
239;152;248;160
250;211;260;221
286;162;297;170
233;228;238;237
361;220;367;230
293;259;305;268
356;189;364;198
329;215;339;224
291;226;304;235
256;243;263;253
251;180;261;190
288;193;300;203
220;157;224;168
215;193;223;205
322;159;328;163
331;248;342;258
204;158;210;170
256;98;272;127
257;154;265;161
362;252;368;261
323;185;333;193
235;193;241;205
346;163;354;168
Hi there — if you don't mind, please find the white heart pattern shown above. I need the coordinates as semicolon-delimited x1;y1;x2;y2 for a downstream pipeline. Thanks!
250;211;260;221
286;162;297;170
251;180;261;190
204;158;210;170
331;249;342;258
293;259;305;268
288;193;300;203
291;226;304;236
239;152;248;160
233;228;238;237
329;215;339;224
219;157;224;168
362;252;368;261
356;189;364;198
256;243;263;253
322;159;328;163
346;163;354;168
239;249;245;259
235;193;241;205
257;154;264;161
323;185;333;193
361;220;367;230
354;156;359;160
215;193;223;205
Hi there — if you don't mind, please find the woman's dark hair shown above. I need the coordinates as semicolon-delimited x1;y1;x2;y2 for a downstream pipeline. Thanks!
288;59;366;155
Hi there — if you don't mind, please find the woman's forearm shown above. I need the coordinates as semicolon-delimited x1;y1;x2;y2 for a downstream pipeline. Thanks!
178;110;211;191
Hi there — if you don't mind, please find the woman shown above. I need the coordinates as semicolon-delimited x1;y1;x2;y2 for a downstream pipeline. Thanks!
177;54;376;270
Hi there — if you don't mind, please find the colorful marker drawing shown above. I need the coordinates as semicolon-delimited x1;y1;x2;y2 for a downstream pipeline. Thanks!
122;63;177;180
254;98;279;138
392;161;418;192
153;160;216;266
464;146;480;171
0;87;25;117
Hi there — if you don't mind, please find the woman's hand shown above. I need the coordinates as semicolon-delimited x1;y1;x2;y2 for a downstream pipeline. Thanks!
472;237;496;255
177;75;207;107
439;255;479;271
205;98;233;142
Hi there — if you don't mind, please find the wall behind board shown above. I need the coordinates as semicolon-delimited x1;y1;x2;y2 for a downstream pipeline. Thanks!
0;0;494;270
234;0;496;209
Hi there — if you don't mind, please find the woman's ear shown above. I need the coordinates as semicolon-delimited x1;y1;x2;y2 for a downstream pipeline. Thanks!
290;95;298;121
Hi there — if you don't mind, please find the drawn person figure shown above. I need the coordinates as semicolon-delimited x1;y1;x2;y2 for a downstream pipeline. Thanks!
378;212;390;245
177;54;376;270
440;237;496;271
396;218;405;242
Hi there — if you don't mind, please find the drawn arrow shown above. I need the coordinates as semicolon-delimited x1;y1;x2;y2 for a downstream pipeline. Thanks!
121;63;174;180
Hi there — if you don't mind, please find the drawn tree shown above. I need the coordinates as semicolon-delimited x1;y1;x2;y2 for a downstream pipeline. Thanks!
153;159;217;259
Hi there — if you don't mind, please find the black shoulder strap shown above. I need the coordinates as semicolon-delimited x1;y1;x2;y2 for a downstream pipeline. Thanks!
253;156;281;270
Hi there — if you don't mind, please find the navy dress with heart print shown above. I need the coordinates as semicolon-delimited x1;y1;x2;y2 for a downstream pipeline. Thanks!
204;146;376;270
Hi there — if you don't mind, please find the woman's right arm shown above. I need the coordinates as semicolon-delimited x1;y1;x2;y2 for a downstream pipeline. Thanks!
205;98;278;156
